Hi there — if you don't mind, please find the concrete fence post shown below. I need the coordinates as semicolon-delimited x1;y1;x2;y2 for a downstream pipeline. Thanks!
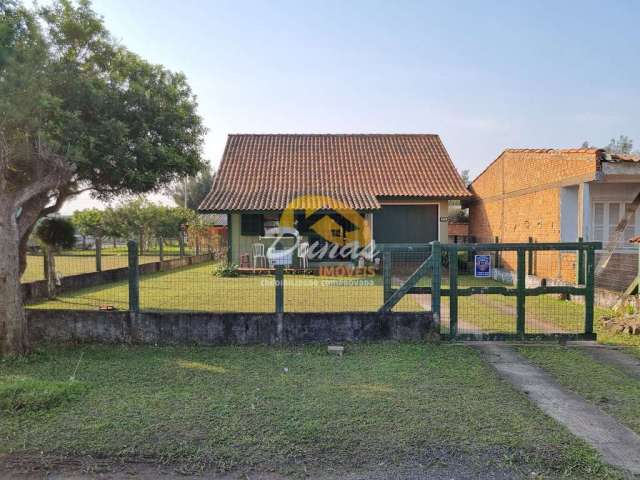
128;240;140;313
95;236;102;272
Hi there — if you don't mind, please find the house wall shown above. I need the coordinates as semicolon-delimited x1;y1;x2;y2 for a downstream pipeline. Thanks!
469;150;598;282
229;201;450;264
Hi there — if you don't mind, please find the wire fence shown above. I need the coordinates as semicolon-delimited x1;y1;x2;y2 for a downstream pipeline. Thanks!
26;240;600;340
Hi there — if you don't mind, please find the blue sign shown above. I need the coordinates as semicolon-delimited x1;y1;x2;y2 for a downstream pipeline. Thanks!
474;255;491;278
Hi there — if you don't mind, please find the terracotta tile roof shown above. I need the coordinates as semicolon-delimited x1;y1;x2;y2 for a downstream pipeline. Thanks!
199;134;470;212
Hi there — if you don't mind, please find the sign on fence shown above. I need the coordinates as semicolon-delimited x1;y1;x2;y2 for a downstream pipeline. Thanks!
474;254;491;278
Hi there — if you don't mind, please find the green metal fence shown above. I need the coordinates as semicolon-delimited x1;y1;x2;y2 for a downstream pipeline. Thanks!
379;241;601;340
28;238;601;341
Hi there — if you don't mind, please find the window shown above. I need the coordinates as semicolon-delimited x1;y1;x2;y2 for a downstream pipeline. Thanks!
592;201;637;244
240;214;264;236
625;203;636;241
608;203;620;237
593;203;604;242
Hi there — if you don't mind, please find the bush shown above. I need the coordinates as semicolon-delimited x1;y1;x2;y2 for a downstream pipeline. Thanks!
213;263;239;277
35;217;76;250
0;377;86;412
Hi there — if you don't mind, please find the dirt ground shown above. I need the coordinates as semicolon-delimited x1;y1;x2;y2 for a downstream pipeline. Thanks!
0;453;524;480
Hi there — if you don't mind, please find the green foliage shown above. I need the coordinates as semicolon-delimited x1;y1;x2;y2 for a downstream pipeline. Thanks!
0;376;85;412
213;263;239;277
35;217;76;249
153;205;195;238
1;0;206;199
71;208;103;237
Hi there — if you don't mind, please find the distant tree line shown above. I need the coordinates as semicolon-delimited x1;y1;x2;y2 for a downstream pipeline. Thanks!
581;135;639;156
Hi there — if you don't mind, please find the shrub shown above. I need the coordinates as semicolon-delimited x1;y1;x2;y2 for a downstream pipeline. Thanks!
213;263;239;277
35;217;76;250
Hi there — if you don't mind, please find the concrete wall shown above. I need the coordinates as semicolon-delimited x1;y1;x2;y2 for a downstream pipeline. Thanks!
27;310;435;345
22;253;214;303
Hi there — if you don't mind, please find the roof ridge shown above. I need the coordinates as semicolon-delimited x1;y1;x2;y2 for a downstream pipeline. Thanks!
503;147;600;154
227;133;440;137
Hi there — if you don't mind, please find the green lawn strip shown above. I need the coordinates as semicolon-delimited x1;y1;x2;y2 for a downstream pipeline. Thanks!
22;254;162;283
0;344;620;477
517;346;640;438
27;262;421;312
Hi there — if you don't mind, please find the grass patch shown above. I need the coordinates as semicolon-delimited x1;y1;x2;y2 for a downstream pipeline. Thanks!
517;346;640;437
22;254;165;283
27;262;422;312
0;344;622;477
0;377;86;413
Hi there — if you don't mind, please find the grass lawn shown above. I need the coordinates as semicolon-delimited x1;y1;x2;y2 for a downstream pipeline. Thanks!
517;346;640;438
21;254;164;283
27;261;422;312
0;343;623;478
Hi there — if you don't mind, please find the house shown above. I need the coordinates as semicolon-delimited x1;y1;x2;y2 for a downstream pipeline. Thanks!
467;148;640;290
199;134;471;266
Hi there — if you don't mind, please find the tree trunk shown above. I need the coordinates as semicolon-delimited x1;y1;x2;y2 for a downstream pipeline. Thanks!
139;231;144;256
0;209;29;356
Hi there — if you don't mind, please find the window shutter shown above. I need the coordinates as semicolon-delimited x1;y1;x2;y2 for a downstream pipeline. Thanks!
241;214;264;236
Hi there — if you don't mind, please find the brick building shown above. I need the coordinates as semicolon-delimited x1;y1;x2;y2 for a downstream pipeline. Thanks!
467;148;640;289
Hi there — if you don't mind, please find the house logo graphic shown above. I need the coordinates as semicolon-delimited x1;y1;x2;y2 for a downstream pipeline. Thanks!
279;195;372;248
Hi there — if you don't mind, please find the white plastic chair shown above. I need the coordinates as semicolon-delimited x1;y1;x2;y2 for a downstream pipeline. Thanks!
252;243;267;269
298;242;309;270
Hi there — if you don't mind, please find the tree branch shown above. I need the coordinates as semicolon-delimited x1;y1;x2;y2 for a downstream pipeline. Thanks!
12;153;74;211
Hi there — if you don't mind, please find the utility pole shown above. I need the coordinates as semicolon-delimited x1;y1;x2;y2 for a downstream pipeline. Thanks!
184;176;188;209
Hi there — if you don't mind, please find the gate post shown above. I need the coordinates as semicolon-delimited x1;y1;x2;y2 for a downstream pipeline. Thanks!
576;237;585;285
527;237;534;276
516;249;526;336
431;241;441;328
585;246;595;335
448;246;458;338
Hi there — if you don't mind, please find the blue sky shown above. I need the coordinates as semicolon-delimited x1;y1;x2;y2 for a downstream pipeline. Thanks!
63;0;640;212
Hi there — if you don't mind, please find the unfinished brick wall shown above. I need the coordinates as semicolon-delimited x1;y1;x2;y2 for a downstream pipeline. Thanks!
469;149;598;282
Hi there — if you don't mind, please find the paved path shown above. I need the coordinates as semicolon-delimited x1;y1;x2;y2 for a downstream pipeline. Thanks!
576;345;640;381
474;343;640;475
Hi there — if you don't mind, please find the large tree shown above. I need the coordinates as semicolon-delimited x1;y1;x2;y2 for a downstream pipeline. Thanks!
0;0;206;356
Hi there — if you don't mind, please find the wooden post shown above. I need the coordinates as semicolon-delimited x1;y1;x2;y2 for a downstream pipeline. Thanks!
128;240;140;313
95;236;102;272
178;234;185;258
383;249;392;302
431;241;441;328
43;246;56;299
585;246;595;335
516;249;526;336
448;246;458;338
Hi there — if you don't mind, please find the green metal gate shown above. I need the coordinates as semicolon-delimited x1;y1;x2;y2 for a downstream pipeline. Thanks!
379;241;601;340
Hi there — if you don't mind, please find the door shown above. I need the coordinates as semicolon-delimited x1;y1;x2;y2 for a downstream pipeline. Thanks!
374;205;439;244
